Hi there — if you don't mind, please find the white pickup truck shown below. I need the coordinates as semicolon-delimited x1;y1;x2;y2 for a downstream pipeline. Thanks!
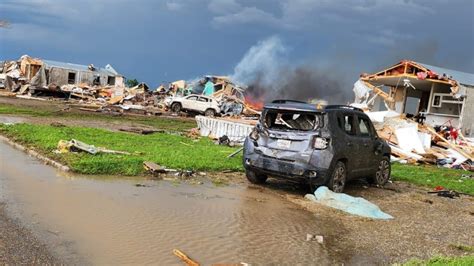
165;94;221;117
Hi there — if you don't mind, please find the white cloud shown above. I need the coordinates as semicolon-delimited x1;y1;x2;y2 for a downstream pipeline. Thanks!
208;0;241;14
212;7;283;28
166;1;183;11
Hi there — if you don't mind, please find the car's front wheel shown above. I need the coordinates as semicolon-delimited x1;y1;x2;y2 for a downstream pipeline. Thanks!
328;161;346;193
204;109;216;117
245;169;267;184
171;103;182;113
368;156;391;186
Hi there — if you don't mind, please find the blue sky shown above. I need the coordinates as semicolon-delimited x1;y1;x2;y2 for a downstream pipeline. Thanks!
1;0;473;98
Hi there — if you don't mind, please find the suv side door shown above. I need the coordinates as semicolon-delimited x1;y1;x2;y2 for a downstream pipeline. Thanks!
182;95;198;110
196;96;210;112
355;114;378;174
336;112;363;177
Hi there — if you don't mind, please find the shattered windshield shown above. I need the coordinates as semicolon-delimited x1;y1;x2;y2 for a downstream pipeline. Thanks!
263;110;323;131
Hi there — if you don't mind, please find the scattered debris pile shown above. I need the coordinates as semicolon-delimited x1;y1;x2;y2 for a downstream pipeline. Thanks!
161;75;261;116
353;60;474;137
368;110;474;171
0;56;262;118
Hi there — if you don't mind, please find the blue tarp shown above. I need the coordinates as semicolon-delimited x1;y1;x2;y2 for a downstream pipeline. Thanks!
305;186;393;220
202;81;215;96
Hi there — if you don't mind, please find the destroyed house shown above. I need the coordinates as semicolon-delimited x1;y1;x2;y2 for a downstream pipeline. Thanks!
356;60;474;136
41;60;124;87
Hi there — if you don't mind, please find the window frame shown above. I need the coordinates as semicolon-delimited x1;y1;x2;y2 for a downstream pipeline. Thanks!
186;95;198;101
338;113;357;136
356;115;374;138
68;72;76;84
197;96;209;102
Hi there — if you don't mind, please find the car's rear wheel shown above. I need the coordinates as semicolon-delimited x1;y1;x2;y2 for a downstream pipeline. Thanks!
246;169;267;184
328;161;346;193
204;109;216;117
171;103;181;113
368;156;391;186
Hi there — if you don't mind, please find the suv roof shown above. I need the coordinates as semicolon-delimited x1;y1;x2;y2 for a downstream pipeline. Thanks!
264;100;322;112
263;101;363;113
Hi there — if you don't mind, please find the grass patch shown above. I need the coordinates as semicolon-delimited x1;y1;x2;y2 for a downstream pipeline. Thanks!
0;103;196;132
392;163;474;195
401;255;474;266
0;105;52;116
0;123;243;175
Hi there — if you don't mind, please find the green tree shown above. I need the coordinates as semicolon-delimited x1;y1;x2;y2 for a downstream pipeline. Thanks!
126;78;139;87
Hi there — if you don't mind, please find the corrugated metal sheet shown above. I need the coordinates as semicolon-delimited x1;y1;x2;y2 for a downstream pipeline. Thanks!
195;115;254;143
43;60;120;76
415;61;474;86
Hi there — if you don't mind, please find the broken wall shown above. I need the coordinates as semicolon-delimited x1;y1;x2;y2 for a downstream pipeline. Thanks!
115;76;125;87
460;87;474;137
48;67;69;85
79;71;94;84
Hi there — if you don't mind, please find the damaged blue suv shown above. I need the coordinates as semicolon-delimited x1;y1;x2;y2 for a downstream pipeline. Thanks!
243;101;391;192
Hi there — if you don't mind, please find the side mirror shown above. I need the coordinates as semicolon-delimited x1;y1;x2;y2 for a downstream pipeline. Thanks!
375;140;384;155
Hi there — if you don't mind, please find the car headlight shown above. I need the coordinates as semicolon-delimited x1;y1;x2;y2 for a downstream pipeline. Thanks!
250;127;259;141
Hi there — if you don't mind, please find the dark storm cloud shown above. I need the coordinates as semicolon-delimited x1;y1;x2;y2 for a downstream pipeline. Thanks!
0;0;472;102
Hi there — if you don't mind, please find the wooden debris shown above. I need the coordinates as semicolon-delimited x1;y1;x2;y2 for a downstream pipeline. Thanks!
173;249;200;266
424;126;473;161
227;147;244;158
143;161;166;174
108;95;124;105
119;126;161;135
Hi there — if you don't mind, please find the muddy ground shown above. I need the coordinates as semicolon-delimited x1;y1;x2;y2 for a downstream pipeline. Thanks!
0;96;473;264
271;180;474;264
0;203;60;264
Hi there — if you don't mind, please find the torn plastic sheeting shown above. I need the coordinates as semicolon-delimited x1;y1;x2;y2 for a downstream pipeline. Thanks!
202;81;215;96
29;66;47;88
305;186;393;220
353;79;370;103
447;149;468;166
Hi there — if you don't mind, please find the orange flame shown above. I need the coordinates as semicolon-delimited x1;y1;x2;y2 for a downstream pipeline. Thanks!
244;95;265;111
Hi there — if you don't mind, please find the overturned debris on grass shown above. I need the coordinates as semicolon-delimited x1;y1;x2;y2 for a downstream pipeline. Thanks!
56;139;130;155
143;161;195;178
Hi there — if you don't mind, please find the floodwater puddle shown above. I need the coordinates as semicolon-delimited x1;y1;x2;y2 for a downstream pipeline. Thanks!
0;141;339;265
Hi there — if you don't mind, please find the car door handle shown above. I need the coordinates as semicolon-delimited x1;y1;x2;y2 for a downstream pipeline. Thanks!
347;142;353;147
